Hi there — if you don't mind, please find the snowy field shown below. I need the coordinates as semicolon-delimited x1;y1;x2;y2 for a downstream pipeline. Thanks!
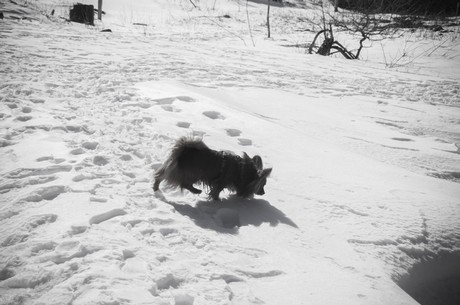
1;0;460;304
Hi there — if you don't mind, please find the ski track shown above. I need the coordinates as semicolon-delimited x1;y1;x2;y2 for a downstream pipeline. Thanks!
0;10;459;305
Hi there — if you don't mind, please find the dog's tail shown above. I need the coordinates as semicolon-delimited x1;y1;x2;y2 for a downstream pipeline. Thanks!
154;136;207;189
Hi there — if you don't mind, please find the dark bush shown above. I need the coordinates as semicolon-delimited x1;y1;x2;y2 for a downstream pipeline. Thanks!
337;0;459;16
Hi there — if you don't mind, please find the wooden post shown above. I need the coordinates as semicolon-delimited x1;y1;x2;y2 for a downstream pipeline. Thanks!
98;0;102;20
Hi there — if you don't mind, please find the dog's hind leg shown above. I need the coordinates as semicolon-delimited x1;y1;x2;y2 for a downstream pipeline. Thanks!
153;166;166;192
153;178;162;191
182;184;202;195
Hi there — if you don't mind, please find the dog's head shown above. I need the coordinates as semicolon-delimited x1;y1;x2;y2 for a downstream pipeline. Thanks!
243;154;272;197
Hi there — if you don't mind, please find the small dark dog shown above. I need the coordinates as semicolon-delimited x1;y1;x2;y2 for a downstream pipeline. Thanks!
153;137;272;200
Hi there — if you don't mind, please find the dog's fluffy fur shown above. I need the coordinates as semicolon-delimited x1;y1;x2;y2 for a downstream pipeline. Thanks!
153;137;272;200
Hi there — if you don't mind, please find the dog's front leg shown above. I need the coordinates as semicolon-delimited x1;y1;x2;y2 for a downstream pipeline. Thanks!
209;183;223;201
182;184;202;195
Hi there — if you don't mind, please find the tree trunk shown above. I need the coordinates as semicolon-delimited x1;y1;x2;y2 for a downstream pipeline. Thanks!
98;0;102;20
309;29;329;54
267;0;271;38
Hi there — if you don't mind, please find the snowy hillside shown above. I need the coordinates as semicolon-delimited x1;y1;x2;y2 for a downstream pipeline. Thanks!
1;0;459;304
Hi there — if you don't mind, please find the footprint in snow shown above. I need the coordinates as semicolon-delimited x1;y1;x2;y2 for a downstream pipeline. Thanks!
1;214;58;247
193;130;206;137
156;273;182;290
93;156;109;166
176;96;196;103
236;269;284;279
70;148;85;155
162;105;181;112
82;141;99;150
392;137;413;142
120;154;133;161
36;156;66;164
5;165;72;179
225;128;242;137
238;138;252;146
152;97;175;105
22;107;32;113
15;116;33;122
152;96;197;104
89;208;127;225
176;121;191;128
64;125;84;133
203;111;225;120
21;185;67;202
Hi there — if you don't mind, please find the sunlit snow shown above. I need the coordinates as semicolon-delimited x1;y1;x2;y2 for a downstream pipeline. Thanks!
1;1;459;305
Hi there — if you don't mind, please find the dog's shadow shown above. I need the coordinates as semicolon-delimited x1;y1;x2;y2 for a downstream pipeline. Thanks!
160;194;298;233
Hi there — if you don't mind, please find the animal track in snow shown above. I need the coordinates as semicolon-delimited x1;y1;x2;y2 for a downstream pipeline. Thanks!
120;154;133;161
176;121;191;128
151;96;196;104
1;214;58;247
4;165;72;179
69;224;88;235
82;141;99;150
15;115;33;122
193;130;206;137
176;96;196;103
31;241;58;254
237;138;252;146
64;125;94;134
156;273;182;290
93;156;109;166
152;97;175;105
22;106;32;113
0;176;57;193
49;240;92;264
236;268;284;279
122;102;152;109
211;273;244;283
70;148;85;155
0;139;15;147
159;227;178;236
225;128;241;137
35;156;65;164
0;270;53;288
36;156;54;162
22;185;67;202
161;105;181;112
203;111;225;120
89;208;127;225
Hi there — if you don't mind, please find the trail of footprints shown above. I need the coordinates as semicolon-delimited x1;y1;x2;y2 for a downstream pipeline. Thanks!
0;91;274;303
151;95;254;146
1;93;253;223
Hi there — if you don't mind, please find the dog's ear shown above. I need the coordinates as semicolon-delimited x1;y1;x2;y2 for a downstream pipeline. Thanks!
252;155;263;171
259;168;272;178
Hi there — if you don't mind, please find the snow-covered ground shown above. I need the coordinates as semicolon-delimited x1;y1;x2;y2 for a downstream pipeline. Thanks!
1;1;459;304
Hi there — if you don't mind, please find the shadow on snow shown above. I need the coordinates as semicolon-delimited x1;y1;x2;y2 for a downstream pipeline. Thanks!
156;193;298;233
